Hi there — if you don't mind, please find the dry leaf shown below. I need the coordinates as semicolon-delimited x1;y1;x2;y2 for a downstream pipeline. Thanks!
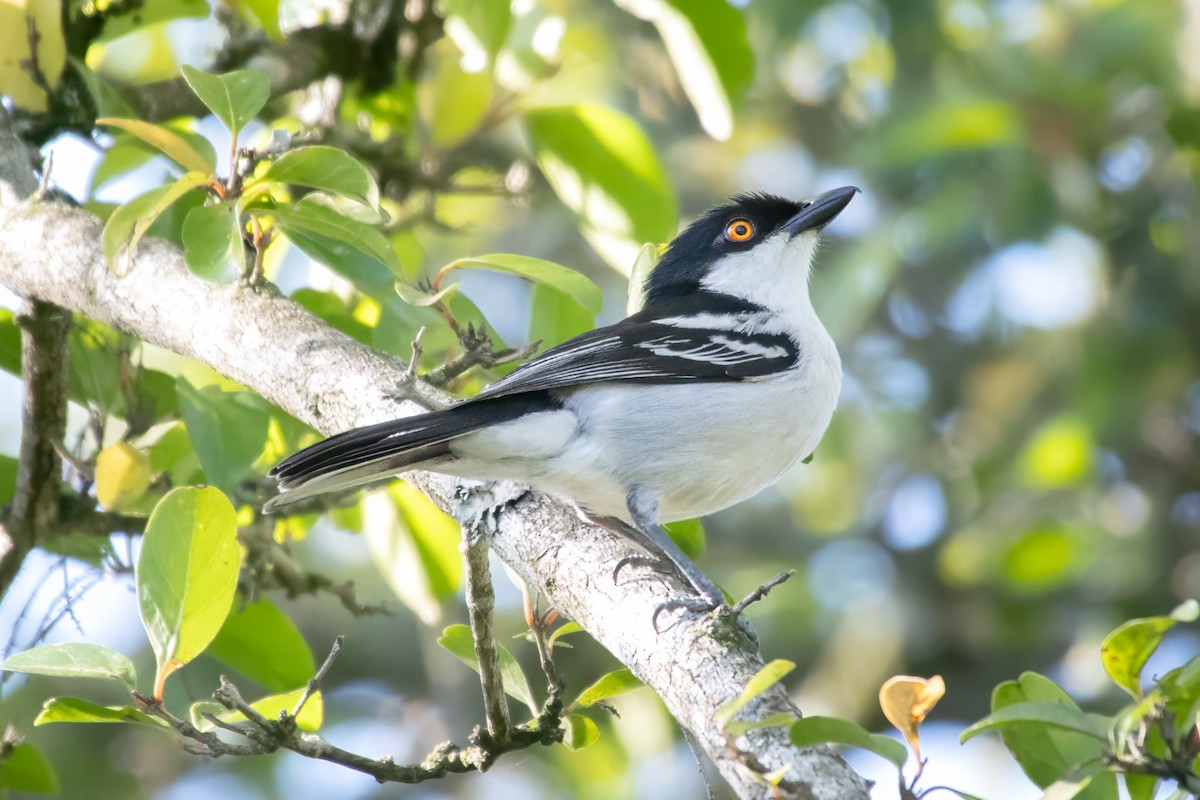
879;674;946;761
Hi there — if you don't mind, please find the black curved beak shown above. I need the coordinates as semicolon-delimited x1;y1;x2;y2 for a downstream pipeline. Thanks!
782;185;860;237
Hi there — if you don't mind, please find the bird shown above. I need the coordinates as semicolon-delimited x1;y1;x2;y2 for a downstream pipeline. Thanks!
266;186;858;623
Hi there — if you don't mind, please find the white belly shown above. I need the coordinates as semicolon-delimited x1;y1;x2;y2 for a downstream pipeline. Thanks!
557;367;839;521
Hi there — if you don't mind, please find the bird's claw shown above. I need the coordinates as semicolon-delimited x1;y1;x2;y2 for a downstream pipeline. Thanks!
651;594;725;633
612;554;671;585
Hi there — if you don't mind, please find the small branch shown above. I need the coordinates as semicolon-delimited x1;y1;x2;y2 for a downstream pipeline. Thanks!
292;636;343;720
528;597;565;704
730;570;796;617
240;521;389;616
134;645;564;784
425;324;540;387
461;524;511;747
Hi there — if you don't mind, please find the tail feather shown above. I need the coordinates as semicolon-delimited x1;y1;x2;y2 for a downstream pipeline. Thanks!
265;392;556;511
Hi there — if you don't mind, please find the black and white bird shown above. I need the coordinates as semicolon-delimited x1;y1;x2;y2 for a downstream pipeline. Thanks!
266;186;858;619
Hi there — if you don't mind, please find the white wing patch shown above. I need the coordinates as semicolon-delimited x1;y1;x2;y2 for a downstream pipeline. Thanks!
636;334;788;366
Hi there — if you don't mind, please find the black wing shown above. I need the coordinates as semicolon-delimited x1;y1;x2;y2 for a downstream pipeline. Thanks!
473;295;799;401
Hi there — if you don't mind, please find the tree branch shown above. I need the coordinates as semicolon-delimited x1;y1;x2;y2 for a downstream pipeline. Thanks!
133;637;564;783
0;297;71;596
0;181;872;799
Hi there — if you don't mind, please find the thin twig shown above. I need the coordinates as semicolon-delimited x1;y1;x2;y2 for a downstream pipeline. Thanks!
291;636;343;719
730;570;796;616
248;215;267;286
528;596;564;702
405;326;425;381
461;525;512;746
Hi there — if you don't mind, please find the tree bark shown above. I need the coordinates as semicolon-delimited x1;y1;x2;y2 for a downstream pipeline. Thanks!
0;173;872;799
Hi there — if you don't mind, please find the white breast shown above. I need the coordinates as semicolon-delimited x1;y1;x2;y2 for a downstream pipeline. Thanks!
536;318;840;522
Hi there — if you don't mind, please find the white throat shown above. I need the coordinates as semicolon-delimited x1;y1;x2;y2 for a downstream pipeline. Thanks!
698;231;820;320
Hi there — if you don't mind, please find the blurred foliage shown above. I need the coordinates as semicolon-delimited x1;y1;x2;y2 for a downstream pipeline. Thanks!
0;0;1199;798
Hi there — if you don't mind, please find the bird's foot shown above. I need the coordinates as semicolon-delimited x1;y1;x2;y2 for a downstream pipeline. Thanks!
651;593;725;634
612;554;672;585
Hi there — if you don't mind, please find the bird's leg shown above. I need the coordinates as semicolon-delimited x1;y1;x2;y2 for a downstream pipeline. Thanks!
623;488;726;616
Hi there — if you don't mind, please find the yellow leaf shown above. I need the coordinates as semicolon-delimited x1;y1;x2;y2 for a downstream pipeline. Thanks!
879;674;945;761
95;442;152;511
0;0;65;111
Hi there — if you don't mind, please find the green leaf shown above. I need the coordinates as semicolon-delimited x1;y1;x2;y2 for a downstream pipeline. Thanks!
440;0;511;70
394;281;461;307
715;659;795;729
67;317;122;411
529;284;594;351
176;380;270;491
442;253;603;315
789;716;908;767
96;117;216;174
180;66;270;137
961;702;1110;743
549;621;583;648
572;669;642;709
102;175;208;276
263;146;380;208
0;742;60;794
181;201;246;283
239;0;281;40
614;0;754;141
0;643;136;689
34;697;167;728
422;49;494;146
72;57;134;118
563;714;600;750
365;482;463;626
89;138;156;196
1101;615;1181;699
126;171;209;259
135;420;201;486
981;673;1111;791
137;487;240;698
1124;773;1159;800
207;597;315;693
625;242;663;315
1036;766;1115;800
726;711;796;739
663;518;705;559
268;198;402;275
524;104;676;273
437;624;539;717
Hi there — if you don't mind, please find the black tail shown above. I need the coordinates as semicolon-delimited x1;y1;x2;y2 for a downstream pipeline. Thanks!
265;393;554;511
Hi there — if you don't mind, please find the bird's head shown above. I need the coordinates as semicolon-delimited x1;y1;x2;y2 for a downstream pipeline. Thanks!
642;186;859;309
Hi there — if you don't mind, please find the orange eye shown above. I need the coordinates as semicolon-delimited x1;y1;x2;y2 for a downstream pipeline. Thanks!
726;219;754;241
